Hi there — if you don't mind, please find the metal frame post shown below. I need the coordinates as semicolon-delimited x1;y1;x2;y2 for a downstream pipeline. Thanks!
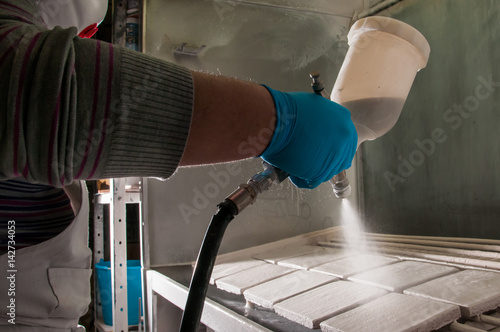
110;178;129;332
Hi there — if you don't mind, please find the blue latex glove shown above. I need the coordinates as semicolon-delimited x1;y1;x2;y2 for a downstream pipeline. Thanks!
260;86;358;189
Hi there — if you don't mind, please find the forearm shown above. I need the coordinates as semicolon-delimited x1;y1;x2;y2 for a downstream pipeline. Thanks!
179;71;276;166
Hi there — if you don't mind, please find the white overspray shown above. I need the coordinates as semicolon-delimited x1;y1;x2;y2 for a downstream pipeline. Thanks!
340;199;371;255
339;199;381;273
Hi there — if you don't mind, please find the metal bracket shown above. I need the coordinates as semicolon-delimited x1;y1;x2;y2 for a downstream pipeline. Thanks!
174;43;206;56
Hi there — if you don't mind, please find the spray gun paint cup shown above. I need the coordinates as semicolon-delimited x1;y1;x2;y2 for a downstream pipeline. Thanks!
331;16;431;146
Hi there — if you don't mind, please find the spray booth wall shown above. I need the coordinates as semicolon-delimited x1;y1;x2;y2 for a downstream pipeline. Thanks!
360;0;500;239
143;0;362;265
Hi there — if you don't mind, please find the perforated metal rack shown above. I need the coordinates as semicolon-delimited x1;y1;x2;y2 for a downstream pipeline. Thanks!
93;178;144;332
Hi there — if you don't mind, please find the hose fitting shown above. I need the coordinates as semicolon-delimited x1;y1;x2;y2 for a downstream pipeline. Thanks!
226;162;288;214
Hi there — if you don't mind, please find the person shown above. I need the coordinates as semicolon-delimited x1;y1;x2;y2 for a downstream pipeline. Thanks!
0;0;357;330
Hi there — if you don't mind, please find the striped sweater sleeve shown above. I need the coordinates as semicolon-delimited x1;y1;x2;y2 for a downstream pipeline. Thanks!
0;0;193;187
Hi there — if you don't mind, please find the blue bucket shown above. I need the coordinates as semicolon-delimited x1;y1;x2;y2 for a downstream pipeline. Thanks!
95;259;143;326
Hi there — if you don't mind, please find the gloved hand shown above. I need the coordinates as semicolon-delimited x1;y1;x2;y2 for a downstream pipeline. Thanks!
260;86;358;189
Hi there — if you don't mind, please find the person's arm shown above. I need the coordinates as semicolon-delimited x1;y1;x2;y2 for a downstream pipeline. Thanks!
0;2;275;184
180;71;276;165
181;71;359;189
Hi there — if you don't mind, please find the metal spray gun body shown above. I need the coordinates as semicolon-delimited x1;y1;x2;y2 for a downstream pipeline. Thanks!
310;71;352;199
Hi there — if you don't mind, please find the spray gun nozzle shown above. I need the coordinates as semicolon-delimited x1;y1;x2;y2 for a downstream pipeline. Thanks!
330;170;351;199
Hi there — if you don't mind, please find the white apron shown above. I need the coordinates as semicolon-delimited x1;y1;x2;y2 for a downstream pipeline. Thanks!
0;181;92;331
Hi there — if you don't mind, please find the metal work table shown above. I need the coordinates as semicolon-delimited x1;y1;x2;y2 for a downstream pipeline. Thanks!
147;265;313;332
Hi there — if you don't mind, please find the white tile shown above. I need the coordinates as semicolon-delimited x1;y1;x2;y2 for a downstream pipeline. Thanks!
252;245;321;264
320;293;461;332
310;254;399;278
273;280;387;329
277;247;349;270
215;263;295;295
244;270;338;308
210;258;266;284
348;261;458;292
404;269;500;317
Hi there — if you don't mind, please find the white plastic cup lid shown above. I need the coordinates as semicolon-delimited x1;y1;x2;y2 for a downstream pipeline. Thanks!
348;16;431;69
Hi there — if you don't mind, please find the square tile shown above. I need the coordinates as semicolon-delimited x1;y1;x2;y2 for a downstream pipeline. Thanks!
215;263;295;295
277;247;349;270
404;269;500;317
320;293;460;332
348;261;458;292
252;245;322;264
210;258;265;284
244;270;338;308
310;254;399;279
273;280;387;329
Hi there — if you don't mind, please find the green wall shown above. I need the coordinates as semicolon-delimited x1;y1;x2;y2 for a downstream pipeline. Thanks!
361;0;500;238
